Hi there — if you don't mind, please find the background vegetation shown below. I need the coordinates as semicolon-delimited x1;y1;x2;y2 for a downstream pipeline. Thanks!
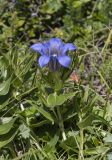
0;0;112;159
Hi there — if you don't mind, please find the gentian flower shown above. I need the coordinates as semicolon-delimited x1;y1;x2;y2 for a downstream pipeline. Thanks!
30;38;77;71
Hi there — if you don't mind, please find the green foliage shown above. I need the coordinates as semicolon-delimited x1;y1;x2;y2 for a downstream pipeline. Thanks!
0;117;17;135
47;92;77;108
0;0;112;159
0;77;12;96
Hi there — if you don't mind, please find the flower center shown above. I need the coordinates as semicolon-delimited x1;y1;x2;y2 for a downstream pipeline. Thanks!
52;54;57;57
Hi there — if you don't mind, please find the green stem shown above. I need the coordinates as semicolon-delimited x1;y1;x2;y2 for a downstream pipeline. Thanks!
78;113;84;160
79;129;84;160
57;106;66;141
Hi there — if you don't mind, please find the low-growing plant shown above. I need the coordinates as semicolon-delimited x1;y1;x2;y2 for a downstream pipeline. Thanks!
0;0;112;160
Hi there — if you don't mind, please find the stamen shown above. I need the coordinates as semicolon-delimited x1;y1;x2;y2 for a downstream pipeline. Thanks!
52;54;57;57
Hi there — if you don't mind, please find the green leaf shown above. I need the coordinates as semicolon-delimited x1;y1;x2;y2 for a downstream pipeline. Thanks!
44;135;59;152
30;120;49;128
77;113;108;129
47;93;65;107
63;136;77;149
84;155;101;160
82;95;97;114
83;85;89;102
92;136;100;146
17;20;25;27
19;124;30;139
105;102;112;121
47;92;77;108
93;114;108;126
26;100;54;122
41;0;62;14
84;146;109;155
72;0;91;8
60;136;78;153
0;129;18;148
103;133;112;143
0;117;17;135
0;77;11;95
23;106;37;117
77;114;95;129
107;152;112;160
0;99;9;110
37;107;54;122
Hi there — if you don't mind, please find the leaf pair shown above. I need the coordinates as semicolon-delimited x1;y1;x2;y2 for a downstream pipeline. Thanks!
47;92;78;108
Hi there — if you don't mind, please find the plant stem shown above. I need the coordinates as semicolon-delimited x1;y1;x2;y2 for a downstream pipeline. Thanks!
78;113;84;160
57;106;66;141
101;29;112;59
79;128;84;160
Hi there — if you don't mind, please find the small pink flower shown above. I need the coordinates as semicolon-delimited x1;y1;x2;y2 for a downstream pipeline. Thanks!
70;72;79;83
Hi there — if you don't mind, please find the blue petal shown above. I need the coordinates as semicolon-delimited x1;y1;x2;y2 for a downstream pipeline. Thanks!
49;57;59;71
49;38;63;54
38;55;50;68
62;43;77;55
30;43;46;55
49;38;62;45
58;55;71;68
43;42;50;54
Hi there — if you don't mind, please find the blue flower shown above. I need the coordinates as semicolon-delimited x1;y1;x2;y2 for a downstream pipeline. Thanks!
30;38;77;71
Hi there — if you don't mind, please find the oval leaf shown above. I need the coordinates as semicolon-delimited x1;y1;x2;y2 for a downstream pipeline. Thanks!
0;129;18;148
47;92;77;108
0;77;11;96
0;117;17;135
